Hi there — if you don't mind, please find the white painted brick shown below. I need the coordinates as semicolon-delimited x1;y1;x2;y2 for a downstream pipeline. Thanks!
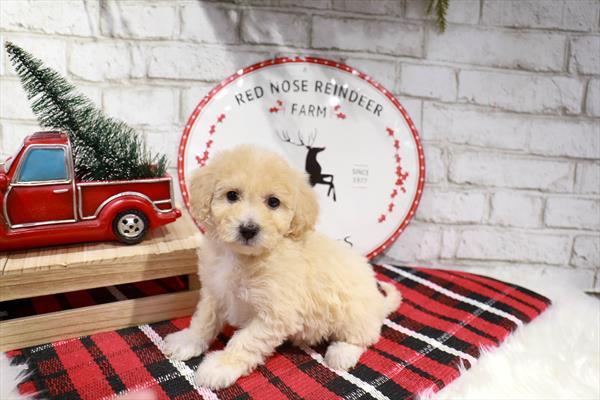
422;103;528;150
386;224;441;262
490;191;543;228
0;120;41;155
0;0;99;36
428;26;565;72
424;145;445;183
102;87;177;126
69;42;145;82
406;0;480;24
396;97;422;134
242;9;309;47
143;126;181;168
576;163;600;194
180;3;239;44
100;2;176;39
246;0;331;9
571;235;600;268
529;120;599;160
399;64;456;101
481;0;599;32
545;197;600;229
0;78;35;120
279;0;332;9
312;16;424;57
331;0;403;16
1;35;67;75
180;84;215;123
586;78;600;118
344;57;397;93
569;36;600;75
456;229;571;265
450;151;574;192
416;188;487;224
440;228;459;259
0;41;4;76
459;70;584;115
148;44;267;81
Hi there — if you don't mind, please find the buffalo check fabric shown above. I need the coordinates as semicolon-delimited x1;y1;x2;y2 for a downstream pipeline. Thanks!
7;265;551;400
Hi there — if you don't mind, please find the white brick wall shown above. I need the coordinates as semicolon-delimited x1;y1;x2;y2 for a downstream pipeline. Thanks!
455;229;572;265
242;9;310;46
100;2;178;40
69;42;145;81
1;0;598;289
312;15;424;57
449;151;574;191
102;87;178;126
576;162;600;194
570;35;600;75
406;0;480;25
180;3;239;44
545;197;600;230
587;78;600;117
458;70;584;114
490;192;543;228
416;189;487;224
399;64;457;101
481;0;600;31
428;26;566;72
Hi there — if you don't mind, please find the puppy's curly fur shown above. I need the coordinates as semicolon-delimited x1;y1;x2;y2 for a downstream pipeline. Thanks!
164;145;401;389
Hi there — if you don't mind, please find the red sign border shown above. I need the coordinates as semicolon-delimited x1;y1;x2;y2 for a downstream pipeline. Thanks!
177;56;425;260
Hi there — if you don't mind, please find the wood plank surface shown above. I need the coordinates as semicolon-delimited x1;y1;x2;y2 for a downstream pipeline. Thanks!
0;215;202;301
0;290;200;352
1;214;201;275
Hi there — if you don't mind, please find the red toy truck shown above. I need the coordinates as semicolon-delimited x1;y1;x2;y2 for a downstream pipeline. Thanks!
0;132;181;251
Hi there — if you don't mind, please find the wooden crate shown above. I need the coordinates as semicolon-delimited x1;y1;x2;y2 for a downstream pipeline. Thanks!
0;214;201;351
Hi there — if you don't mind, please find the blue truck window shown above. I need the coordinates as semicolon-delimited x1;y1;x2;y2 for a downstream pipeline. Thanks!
18;148;68;182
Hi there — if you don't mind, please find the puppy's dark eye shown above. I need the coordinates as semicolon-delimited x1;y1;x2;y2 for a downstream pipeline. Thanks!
226;191;239;202
267;196;280;209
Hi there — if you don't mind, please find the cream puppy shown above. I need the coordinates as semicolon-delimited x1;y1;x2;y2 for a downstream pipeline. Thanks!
164;145;401;389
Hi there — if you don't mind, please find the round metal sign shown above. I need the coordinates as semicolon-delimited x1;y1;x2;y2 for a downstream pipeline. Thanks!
178;57;425;259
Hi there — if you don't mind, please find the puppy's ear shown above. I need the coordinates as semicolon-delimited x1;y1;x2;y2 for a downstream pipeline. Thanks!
288;172;319;239
188;164;216;226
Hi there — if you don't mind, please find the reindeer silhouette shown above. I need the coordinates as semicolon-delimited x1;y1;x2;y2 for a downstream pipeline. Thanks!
276;129;337;202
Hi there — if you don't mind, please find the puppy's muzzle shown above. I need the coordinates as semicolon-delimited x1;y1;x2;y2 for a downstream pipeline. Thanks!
239;222;260;241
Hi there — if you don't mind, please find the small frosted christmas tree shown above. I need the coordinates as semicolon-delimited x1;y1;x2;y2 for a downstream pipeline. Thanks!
5;42;167;181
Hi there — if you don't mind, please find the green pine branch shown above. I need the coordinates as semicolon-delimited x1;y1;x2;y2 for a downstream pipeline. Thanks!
427;0;449;33
5;42;167;181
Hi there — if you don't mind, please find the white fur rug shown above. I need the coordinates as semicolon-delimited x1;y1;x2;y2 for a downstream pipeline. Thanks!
0;352;33;400
424;268;600;400
2;268;599;400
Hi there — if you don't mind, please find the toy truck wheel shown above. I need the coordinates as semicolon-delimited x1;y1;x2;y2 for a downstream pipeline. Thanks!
113;209;149;245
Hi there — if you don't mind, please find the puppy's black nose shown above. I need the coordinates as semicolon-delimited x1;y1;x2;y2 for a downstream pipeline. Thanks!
239;223;260;240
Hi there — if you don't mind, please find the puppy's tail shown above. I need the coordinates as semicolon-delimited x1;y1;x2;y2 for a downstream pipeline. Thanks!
378;281;402;315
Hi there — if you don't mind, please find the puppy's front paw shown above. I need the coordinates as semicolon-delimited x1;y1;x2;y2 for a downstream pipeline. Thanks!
163;329;208;361
195;350;247;389
325;342;365;371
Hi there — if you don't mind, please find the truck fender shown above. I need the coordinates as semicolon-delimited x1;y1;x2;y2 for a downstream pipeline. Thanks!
98;196;159;228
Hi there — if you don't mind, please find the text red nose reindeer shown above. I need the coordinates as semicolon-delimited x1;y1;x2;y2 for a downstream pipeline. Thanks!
277;130;337;202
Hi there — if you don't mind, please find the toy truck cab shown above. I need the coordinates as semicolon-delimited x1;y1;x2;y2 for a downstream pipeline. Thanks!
0;132;181;251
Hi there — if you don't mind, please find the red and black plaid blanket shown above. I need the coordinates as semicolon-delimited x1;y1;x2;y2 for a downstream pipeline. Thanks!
7;264;550;400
